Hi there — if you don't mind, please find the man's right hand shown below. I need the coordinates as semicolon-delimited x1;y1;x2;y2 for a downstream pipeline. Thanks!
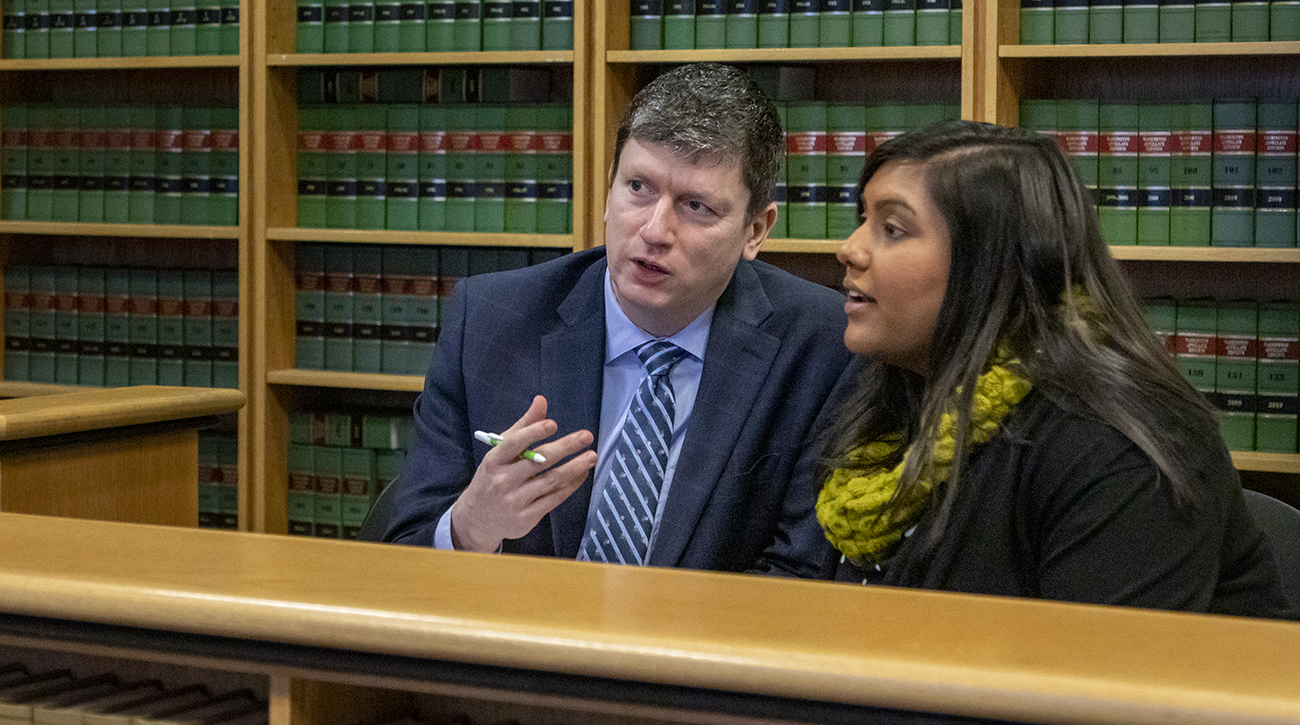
450;395;597;552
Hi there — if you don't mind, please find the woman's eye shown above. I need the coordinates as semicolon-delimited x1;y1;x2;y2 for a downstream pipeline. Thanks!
883;221;905;239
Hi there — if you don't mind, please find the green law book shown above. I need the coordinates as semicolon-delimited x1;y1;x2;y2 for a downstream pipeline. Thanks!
1194;0;1230;41
865;100;906;163
789;0;817;45
48;0;73;56
340;447;377;539
103;267;131;386
287;443;316;535
1122;0;1157;41
289;410;322;445
758;0;789;46
444;103;476;232
217;0;236;56
49;105;79;222
1256;301;1299;453
385;105;419;230
210;268;237;388
73;0;96;56
347;0;374;51
1136;103;1172;246
4;0;28;58
313;445;342;538
826;104;865;240
326;104;359;229
536;104;571;234
1209;98;1256;248
695;0;725;47
362;412;403;449
1090;0;1122;41
193;0;218;52
170;0;197;54
120;0;145;53
1175;298;1217;398
1170;102;1212;246
323;243;353;371
1;103;29;220
182;268;212;387
630;0;663;48
479;0;507;48
76;273;105;387
1021;0;1054;43
154;105;184;224
323;0;348;51
725;0;757;47
373;0;399;49
179;105;211;225
355;106;387;230
52;265;79;384
785;102;828;239
1274;0;1300;39
209;106;237;226
415;244;448;370
663;0;694;47
882;0;914;44
452;0;480;50
852;0;882;45
376;449;405;492
78;105;107;223
1254;100;1298;249
103;106;131;222
425;0;452;48
474;104;506;232
821;0;852;45
1096;102;1139;246
25;104;55;221
948;0;959;42
1231;0;1268;39
351;245;382;372
27;266;56;382
295;243;325;369
144;0;167;54
511;0;539;48
541;0;572;48
1159;0;1193;41
1054;0;1086;43
155;268;185;386
379;245;410;374
418;104;447;231
1057;99;1099;201
297;104;329;228
504;104;538;233
127;267;157;385
1215;300;1258;451
4;266;30;381
396;0;422;49
25;0;49;58
98;0;123;55
914;0;947;44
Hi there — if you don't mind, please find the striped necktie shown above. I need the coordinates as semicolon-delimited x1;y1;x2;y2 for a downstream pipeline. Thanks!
579;340;687;565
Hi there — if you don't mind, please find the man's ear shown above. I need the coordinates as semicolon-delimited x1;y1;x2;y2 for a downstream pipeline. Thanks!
741;203;778;261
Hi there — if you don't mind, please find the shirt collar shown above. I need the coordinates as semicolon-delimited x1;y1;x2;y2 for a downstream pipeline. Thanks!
604;269;712;364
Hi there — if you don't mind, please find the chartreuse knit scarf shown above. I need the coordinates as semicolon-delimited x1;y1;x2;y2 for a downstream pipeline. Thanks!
817;360;1034;567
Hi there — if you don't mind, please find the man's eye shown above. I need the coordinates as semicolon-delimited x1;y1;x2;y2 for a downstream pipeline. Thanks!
629;180;643;192
686;200;709;213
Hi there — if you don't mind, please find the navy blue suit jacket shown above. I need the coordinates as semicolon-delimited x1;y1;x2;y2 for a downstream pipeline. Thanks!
382;247;853;576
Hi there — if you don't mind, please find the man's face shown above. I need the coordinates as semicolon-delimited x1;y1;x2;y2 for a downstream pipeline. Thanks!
604;138;775;338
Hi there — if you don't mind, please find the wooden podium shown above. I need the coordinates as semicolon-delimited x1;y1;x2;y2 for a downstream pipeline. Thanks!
0;385;245;526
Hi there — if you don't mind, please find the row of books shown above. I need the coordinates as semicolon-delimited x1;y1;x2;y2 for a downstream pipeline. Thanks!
1019;0;1300;44
198;431;239;529
0;0;241;58
630;1;963;49
295;243;564;375
295;0;575;53
773;100;961;240
1146;298;1300;454
288;409;411;538
297;65;568;106
0;102;240;227
3;265;239;389
1020;98;1300;248
0;663;265;725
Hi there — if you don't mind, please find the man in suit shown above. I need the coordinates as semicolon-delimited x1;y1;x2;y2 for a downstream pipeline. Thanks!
382;63;853;576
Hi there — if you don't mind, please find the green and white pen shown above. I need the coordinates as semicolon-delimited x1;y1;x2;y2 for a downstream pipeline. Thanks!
474;430;548;464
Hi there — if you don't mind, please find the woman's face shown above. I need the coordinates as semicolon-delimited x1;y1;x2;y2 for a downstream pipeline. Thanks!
836;160;952;376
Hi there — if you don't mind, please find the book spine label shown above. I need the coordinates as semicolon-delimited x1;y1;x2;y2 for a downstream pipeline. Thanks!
1210;101;1257;248
1254;102;1298;249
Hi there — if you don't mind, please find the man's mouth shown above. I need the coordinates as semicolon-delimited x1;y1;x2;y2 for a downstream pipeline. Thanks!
635;259;669;275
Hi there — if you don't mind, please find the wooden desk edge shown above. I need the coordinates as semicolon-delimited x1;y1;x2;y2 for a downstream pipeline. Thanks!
0;386;246;441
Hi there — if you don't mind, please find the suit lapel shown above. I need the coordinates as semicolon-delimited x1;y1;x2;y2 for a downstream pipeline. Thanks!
542;260;607;558
650;262;780;567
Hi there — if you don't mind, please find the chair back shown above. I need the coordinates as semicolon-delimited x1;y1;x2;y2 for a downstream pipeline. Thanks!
1243;489;1300;610
357;478;399;542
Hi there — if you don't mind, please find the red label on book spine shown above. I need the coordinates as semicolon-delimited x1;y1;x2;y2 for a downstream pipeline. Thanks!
1217;335;1257;359
828;131;866;154
1213;131;1256;154
105;129;130;150
79;294;106;314
420;130;447;152
478;130;507;153
1177;333;1215;356
786;131;827;155
538;132;572;153
356;130;386;152
297;270;324;292
299;130;325;152
1259;338;1300;362
1139;131;1172;156
1258;130;1298;154
1059;131;1098;155
211;130;239;151
1100;131;1139;155
1173;131;1213;155
387;132;419;153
